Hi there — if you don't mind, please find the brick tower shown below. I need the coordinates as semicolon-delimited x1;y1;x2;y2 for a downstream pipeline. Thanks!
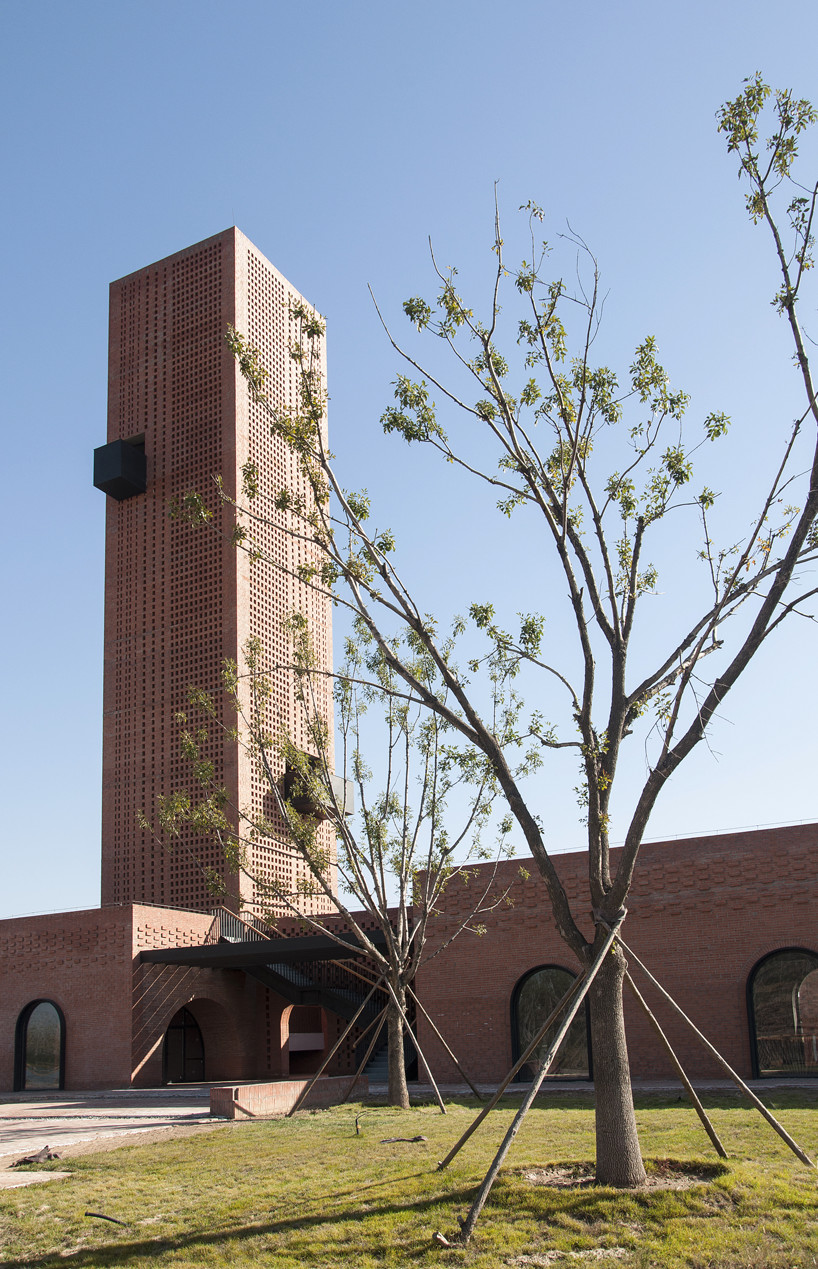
96;228;335;916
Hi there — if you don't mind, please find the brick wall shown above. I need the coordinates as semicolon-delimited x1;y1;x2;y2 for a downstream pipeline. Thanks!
6;825;811;1092
130;905;292;1086
415;824;818;1083
0;903;295;1091
0;907;134;1089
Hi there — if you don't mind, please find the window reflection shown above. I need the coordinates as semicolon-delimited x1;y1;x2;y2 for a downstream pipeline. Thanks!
512;965;590;1080
750;949;818;1077
17;1001;64;1090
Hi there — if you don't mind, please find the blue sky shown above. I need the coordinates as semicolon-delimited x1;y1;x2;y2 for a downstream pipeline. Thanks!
1;0;816;919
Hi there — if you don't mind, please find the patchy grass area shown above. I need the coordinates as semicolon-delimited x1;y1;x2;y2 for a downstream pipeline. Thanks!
2;1089;818;1267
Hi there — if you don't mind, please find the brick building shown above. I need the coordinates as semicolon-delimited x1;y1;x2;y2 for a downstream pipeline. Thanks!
1;231;816;1094
98;226;334;918
415;823;818;1085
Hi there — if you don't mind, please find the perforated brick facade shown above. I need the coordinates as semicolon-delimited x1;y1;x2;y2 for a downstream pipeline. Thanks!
3;229;815;1097
101;228;334;916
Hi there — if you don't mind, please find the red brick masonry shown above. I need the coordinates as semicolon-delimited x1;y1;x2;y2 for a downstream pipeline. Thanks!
0;905;293;1090
210;1075;368;1118
2;824;815;1090
415;823;818;1083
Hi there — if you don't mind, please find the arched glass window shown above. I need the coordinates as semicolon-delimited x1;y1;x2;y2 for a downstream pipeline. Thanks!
749;948;818;1077
15;1000;65;1091
511;965;590;1081
162;1007;205;1084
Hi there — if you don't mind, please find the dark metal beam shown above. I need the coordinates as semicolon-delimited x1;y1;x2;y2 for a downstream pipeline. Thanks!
138;931;387;969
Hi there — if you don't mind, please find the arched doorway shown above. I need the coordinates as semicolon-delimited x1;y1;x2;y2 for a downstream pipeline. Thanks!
286;1005;326;1076
511;965;591;1081
162;1007;205;1084
749;948;818;1077
14;1000;65;1091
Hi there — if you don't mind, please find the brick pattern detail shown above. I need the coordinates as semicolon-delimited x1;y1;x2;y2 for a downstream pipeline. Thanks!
415;824;818;1084
210;1074;367;1118
0;908;134;1089
0;904;298;1091
235;239;335;916
100;228;334;916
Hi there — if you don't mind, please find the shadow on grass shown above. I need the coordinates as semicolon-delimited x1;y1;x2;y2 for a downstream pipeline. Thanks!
6;1158;745;1269
460;1087;818;1113
2;1177;477;1269
632;1088;818;1112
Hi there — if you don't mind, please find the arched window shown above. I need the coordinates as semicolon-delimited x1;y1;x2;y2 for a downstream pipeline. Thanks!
162;1007;205;1084
511;965;591;1081
14;1000;65;1091
748;948;818;1078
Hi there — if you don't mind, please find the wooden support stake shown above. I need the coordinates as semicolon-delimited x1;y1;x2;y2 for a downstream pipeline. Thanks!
382;979;447;1114
342;1006;388;1103
437;968;589;1170
624;970;728;1159
618;935;815;1171
409;1020;447;1116
286;972;387;1117
407;985;484;1100
458;921;623;1244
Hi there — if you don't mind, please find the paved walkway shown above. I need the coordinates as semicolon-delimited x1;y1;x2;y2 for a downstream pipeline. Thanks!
2;1077;814;1171
0;1087;213;1167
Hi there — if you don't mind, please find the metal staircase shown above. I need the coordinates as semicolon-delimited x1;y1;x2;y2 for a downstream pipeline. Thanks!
363;1029;418;1082
244;961;383;1026
207;907;387;1029
364;1040;390;1081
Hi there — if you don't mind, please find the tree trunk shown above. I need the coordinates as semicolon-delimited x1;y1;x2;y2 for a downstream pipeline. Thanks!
587;943;647;1187
387;988;410;1109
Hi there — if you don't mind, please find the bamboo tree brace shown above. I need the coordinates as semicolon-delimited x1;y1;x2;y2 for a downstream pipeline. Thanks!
287;972;387;1117
623;970;727;1159
456;918;625;1244
617;935;815;1170
437;966;590;1170
381;976;447;1114
407;984;484;1100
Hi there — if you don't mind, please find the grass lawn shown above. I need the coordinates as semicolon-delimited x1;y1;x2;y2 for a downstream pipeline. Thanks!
2;1089;818;1268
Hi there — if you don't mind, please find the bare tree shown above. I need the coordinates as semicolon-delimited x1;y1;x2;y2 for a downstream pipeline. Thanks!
148;619;512;1109
186;77;817;1183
